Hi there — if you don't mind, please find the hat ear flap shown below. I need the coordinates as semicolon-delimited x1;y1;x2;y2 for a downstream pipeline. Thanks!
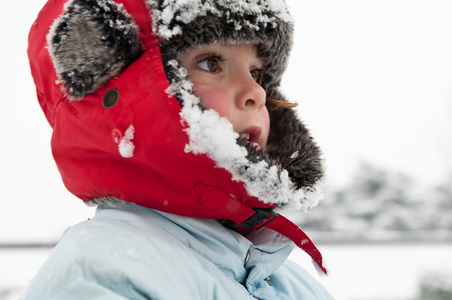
266;90;324;190
47;0;142;99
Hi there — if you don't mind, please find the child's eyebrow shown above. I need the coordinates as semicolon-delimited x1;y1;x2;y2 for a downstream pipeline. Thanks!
191;49;225;60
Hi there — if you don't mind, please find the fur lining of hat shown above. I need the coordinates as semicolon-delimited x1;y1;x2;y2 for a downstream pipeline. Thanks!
47;0;142;99
266;102;324;190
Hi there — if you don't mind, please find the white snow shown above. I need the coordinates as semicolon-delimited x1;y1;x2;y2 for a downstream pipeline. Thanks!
289;243;452;300
147;0;293;40
301;184;324;210
118;124;135;158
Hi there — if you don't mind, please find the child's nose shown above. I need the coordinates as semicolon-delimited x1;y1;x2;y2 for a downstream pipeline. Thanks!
235;76;266;110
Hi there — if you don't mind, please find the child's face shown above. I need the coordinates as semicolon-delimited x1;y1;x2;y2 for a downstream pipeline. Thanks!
181;43;270;150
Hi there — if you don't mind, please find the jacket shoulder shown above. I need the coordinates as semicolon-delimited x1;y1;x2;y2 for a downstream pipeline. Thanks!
22;216;245;299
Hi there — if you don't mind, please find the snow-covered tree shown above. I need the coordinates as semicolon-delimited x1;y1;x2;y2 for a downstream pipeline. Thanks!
292;162;452;240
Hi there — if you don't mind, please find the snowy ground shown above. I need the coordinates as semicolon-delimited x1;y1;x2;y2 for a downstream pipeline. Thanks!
0;248;51;300
289;243;452;300
2;243;451;300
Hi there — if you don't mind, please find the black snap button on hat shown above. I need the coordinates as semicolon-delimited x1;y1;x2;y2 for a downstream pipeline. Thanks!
102;89;120;108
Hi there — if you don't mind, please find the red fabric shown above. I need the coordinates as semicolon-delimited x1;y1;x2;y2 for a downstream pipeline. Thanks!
28;0;327;275
266;215;328;275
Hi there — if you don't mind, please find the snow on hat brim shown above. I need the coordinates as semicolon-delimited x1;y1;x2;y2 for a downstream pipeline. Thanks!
148;0;294;91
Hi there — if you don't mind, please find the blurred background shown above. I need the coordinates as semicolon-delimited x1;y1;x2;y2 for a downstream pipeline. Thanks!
1;0;451;299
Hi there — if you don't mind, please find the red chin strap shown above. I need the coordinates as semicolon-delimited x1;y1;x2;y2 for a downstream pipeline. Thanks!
238;209;328;275
264;215;328;275
198;186;328;275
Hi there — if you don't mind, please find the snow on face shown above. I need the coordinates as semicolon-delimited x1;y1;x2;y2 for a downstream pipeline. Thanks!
180;43;270;151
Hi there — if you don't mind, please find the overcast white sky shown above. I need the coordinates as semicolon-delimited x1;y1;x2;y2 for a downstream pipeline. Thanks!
284;0;452;186
1;0;451;242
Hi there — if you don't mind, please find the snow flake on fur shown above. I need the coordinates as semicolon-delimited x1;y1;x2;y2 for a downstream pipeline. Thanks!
47;0;142;99
149;0;294;90
147;0;292;40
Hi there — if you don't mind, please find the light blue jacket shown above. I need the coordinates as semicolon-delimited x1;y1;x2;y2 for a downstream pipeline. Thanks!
22;202;334;299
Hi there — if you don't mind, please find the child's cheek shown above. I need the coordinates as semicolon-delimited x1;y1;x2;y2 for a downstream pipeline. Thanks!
263;108;270;133
261;107;270;144
198;89;232;120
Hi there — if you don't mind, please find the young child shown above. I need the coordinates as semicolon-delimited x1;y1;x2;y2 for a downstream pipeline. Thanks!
24;0;334;299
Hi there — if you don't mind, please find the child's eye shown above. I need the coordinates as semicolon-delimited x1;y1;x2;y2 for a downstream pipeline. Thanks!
196;56;221;73
251;69;264;84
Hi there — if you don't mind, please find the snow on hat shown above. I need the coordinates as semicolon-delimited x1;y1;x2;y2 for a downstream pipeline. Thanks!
29;0;327;274
150;0;293;97
47;0;143;99
48;0;292;100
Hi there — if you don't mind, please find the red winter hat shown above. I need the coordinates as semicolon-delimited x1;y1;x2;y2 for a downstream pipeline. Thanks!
28;0;327;274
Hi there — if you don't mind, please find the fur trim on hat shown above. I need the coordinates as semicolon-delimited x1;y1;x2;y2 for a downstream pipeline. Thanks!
148;0;293;93
47;0;142;99
266;93;324;190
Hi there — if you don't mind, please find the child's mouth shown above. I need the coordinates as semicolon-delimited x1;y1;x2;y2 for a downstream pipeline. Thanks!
239;132;261;150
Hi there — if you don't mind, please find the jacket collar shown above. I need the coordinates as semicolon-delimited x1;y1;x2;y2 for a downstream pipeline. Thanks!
97;201;294;285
